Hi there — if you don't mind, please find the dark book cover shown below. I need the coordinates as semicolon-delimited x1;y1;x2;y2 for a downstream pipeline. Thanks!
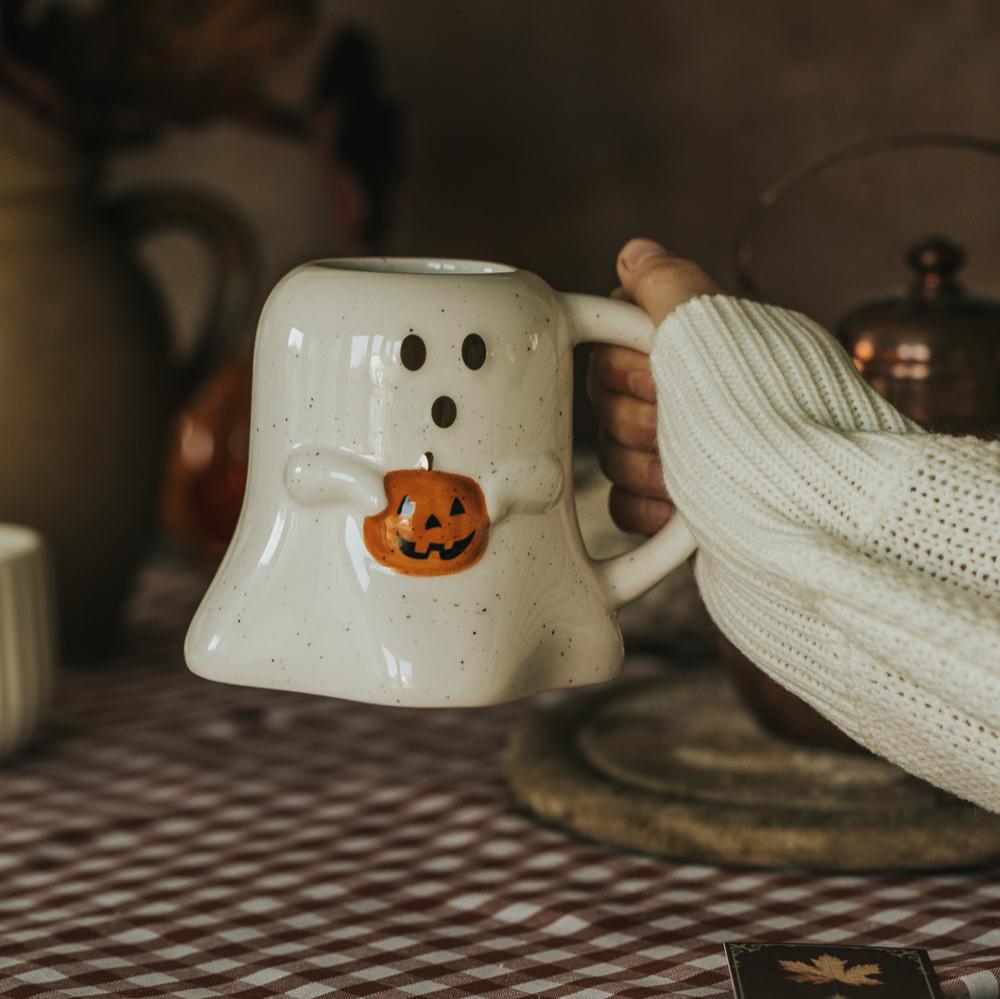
725;942;943;999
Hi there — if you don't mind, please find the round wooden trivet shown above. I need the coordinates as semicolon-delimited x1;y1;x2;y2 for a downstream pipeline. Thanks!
505;669;1000;871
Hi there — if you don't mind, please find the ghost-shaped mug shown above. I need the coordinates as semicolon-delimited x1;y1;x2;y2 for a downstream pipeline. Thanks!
185;258;695;706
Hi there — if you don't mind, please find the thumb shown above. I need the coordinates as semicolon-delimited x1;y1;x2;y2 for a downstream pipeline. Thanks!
616;238;719;325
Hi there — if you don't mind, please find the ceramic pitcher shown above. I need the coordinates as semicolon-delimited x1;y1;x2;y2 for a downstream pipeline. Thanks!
0;98;255;651
186;257;695;706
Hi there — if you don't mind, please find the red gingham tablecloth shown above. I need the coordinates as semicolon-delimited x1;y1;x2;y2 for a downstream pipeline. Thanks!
1;563;998;999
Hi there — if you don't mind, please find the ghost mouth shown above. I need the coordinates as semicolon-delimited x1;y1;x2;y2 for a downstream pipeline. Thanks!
397;531;476;561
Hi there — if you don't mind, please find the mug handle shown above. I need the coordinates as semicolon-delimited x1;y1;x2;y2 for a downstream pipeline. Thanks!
107;187;258;398
561;292;697;609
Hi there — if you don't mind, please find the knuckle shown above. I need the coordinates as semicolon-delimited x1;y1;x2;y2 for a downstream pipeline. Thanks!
591;343;613;374
603;392;631;436
623;451;652;495
589;378;611;420
608;486;672;537
637;495;674;535
594;344;627;386
608;486;638;533
644;453;668;497
632;416;657;451
596;440;617;482
600;393;656;451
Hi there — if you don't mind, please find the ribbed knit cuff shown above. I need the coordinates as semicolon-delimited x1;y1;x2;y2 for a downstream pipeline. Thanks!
652;297;1000;812
650;294;922;558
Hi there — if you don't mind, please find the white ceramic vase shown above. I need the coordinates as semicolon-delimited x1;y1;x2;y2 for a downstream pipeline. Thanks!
0;525;57;755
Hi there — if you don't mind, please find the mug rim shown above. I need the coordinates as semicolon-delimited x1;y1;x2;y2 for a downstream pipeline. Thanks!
314;257;517;276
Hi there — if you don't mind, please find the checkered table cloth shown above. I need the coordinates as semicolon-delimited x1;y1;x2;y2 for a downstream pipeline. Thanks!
1;563;998;999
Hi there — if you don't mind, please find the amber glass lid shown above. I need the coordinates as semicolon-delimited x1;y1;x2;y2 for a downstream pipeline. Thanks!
841;235;1000;330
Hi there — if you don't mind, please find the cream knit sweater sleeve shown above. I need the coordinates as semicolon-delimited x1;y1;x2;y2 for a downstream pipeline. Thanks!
651;295;1000;813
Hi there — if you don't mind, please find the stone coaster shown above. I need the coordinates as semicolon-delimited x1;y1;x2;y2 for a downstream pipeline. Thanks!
505;669;1000;871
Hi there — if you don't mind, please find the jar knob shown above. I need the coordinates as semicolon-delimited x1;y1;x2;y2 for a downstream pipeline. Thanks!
907;235;965;297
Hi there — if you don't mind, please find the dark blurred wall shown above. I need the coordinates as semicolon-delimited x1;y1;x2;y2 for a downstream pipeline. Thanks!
114;0;1000;352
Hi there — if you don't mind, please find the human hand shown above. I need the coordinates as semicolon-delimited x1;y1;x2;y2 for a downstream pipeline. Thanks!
586;237;719;535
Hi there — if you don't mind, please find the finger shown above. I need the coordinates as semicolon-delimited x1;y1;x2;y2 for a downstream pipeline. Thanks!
598;431;668;501
590;343;657;403
609;485;675;537
588;375;657;451
616;237;719;324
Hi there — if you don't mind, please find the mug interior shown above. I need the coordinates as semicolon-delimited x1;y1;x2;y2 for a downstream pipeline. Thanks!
317;257;516;276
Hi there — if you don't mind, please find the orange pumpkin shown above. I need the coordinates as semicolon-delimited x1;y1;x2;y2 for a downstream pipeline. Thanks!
364;469;489;576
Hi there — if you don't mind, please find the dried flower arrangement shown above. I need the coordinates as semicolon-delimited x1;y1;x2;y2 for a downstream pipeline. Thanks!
0;0;404;246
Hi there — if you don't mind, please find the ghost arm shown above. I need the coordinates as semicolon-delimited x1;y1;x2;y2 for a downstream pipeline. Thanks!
483;450;564;525
284;446;385;513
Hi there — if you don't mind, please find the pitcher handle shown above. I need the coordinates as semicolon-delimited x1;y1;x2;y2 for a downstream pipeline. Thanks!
107;187;258;397
561;292;697;609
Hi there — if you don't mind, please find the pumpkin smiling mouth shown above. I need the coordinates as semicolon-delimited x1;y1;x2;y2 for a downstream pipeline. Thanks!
365;469;489;576
397;530;476;561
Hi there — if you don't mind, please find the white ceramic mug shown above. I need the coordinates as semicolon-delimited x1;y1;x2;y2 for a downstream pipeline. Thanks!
186;258;696;706
0;525;56;754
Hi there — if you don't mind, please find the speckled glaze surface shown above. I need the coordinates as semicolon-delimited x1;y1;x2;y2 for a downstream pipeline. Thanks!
185;259;695;706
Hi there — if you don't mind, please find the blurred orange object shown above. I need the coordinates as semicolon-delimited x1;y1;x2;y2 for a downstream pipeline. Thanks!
160;24;403;561
161;352;252;560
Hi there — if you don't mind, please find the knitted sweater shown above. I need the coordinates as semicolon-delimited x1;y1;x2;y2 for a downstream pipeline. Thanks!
651;296;1000;814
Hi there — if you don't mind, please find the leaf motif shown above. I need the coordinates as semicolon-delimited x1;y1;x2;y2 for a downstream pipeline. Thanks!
779;954;882;986
839;962;882;986
779;955;847;984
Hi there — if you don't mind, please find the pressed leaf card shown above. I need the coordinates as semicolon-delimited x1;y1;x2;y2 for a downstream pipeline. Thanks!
725;942;943;998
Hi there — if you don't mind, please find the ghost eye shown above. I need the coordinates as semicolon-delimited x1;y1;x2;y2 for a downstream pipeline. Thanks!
397;495;416;517
400;334;426;371
450;497;465;516
461;333;487;370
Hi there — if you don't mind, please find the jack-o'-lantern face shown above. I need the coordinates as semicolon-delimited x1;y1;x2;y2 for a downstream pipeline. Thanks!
364;469;489;576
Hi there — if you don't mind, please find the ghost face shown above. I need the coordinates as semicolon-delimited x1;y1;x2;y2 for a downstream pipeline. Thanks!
360;324;497;576
364;469;489;576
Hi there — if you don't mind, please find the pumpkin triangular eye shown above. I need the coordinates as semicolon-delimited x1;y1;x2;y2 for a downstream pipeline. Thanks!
450;497;465;516
397;495;415;517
